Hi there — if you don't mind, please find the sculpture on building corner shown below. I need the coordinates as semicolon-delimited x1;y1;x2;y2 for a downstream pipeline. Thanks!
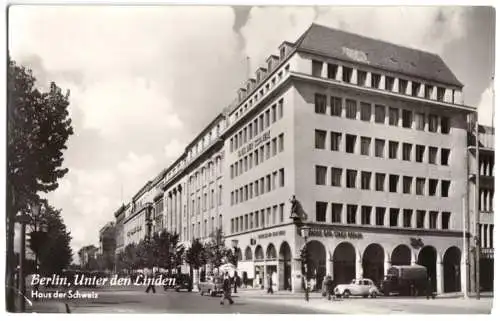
289;195;308;223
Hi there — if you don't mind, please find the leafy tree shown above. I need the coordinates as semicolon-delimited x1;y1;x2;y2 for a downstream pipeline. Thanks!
6;58;73;311
185;238;207;270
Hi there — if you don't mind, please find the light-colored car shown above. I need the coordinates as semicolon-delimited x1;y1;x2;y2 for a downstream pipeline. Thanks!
334;278;380;298
199;276;224;297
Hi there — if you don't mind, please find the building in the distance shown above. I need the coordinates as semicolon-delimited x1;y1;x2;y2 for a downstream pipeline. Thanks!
114;204;127;256
78;245;98;268
468;124;494;292
98;221;116;271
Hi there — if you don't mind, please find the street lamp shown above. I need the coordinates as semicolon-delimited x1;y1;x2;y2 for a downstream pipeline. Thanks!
300;226;311;302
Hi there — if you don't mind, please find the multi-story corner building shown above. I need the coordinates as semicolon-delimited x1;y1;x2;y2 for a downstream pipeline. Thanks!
123;181;154;246
222;23;473;294
468;124;494;292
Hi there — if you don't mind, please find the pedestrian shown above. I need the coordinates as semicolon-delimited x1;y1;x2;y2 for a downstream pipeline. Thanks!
145;268;156;294
267;273;274;294
325;275;334;300
233;271;239;294
220;272;234;305
426;276;433;300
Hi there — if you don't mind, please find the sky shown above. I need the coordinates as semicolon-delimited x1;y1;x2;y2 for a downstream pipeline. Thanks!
8;6;495;263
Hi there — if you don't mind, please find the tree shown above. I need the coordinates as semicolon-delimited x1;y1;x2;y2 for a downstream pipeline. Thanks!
205;228;226;268
184;238;206;271
35;203;73;275
6;58;73;311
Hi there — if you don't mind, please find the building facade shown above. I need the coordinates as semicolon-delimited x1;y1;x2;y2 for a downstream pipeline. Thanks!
114;204;127;255
110;23;490;295
78;245;98;268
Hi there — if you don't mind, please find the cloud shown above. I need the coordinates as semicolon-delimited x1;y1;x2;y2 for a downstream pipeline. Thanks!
241;7;467;72
164;139;185;161
117;152;157;179
477;82;494;126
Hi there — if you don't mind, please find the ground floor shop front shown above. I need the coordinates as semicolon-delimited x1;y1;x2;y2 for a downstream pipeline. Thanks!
230;223;466;294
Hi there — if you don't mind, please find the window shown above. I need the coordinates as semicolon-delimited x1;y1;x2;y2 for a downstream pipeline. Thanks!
441;212;450;229
231;219;234;233
278;99;284;119
375;173;385;191
325;63;338;79
278;134;284;152
272;172;277;190
441;148;450;165
385;76;395;91
402;110;412;128
316;166;327;185
362;206;372;225
403;176;412;194
357;70;367;86
441;117;450;134
279;204;284;223
254;150;259;166
312;60;323;77
361;171;371;190
211;189;215;208
441;180;450;197
331;132;341;151
375;139;385;158
376;207;385;226
260;178;265;194
315;130;327;149
265;110;270;128
416;210;426;228
346;134;357;153
343;67;353;82
254;180;259;197
315;93;327;114
255;211;259;228
346;99;357;119
429;114;438;132
375;105;385;123
254;119;258;136
361;102;371;121
346;169;357;188
347;205;357;224
389;175;399;192
332;203;342;223
279;169;285;187
389;107;399;126
371;73;381;88
390;208;399;227
272;138;277;156
415;113;425;130
331;168;342;187
403;209;412;227
428;179;438;196
280;47;285;59
399;79;408;94
271;106;276;124
331;96;342;116
361;137;371;156
437;87;445;102
428;147;437;164
389;141;399;159
412;82;420;96
316;202;327;222
425;85;433;99
416;145;425;163
416;178;425;195
403;143;412;161
429;211;438;229
266;142;270;159
249;183;253;199
266;175;271;192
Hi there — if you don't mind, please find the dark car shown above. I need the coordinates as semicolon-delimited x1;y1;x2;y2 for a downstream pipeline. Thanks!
164;274;192;292
380;265;427;296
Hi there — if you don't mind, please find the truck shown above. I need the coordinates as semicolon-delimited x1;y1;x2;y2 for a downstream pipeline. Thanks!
380;265;428;296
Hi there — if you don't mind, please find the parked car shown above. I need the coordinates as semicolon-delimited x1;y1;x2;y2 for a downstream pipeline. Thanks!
199;276;224;297
334;278;380;298
164;274;192;292
380;265;427;296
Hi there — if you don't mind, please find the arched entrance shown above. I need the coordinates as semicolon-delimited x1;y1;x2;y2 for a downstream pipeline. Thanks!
254;245;265;288
391;244;412;266
363;243;385;285
255;245;264;260
279;242;292;291
443;246;461;293
266;244;277;260
418;246;437;292
305;240;326;290
333;242;356;286
265;244;278;291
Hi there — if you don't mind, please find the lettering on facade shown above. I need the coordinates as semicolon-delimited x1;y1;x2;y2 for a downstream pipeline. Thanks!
309;229;363;239
127;225;143;237
257;230;286;239
238;131;271;158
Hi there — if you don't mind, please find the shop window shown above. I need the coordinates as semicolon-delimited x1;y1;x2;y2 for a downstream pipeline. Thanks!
316;202;327;222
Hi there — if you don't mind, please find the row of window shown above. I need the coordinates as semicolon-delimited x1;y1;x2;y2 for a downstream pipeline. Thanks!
230;98;284;153
190;185;223;215
230;133;285;179
479;188;494;212
187;123;222;161
231;168;285;206
230;203;286;234
478;223;494;249
189;215;223;240
311;60;452;103
479;154;495;177
315;166;451;196
315;202;451;230
314;130;451;165
314;94;451;134
188;157;223;191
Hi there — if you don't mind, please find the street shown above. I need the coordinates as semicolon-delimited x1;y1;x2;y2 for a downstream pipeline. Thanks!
60;286;493;314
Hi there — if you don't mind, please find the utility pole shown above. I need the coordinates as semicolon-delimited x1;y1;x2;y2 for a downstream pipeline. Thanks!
474;113;481;300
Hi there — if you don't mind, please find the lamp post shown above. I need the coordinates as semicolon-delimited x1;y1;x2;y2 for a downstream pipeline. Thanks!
301;226;311;302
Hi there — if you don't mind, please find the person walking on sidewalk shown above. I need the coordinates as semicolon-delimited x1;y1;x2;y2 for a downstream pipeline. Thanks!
233;271;239;294
145;268;156;294
267;274;274;294
220;272;234;305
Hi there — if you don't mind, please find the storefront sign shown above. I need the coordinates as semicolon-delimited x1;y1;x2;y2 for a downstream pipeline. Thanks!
309;229;363;239
238;130;270;157
258;230;286;239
